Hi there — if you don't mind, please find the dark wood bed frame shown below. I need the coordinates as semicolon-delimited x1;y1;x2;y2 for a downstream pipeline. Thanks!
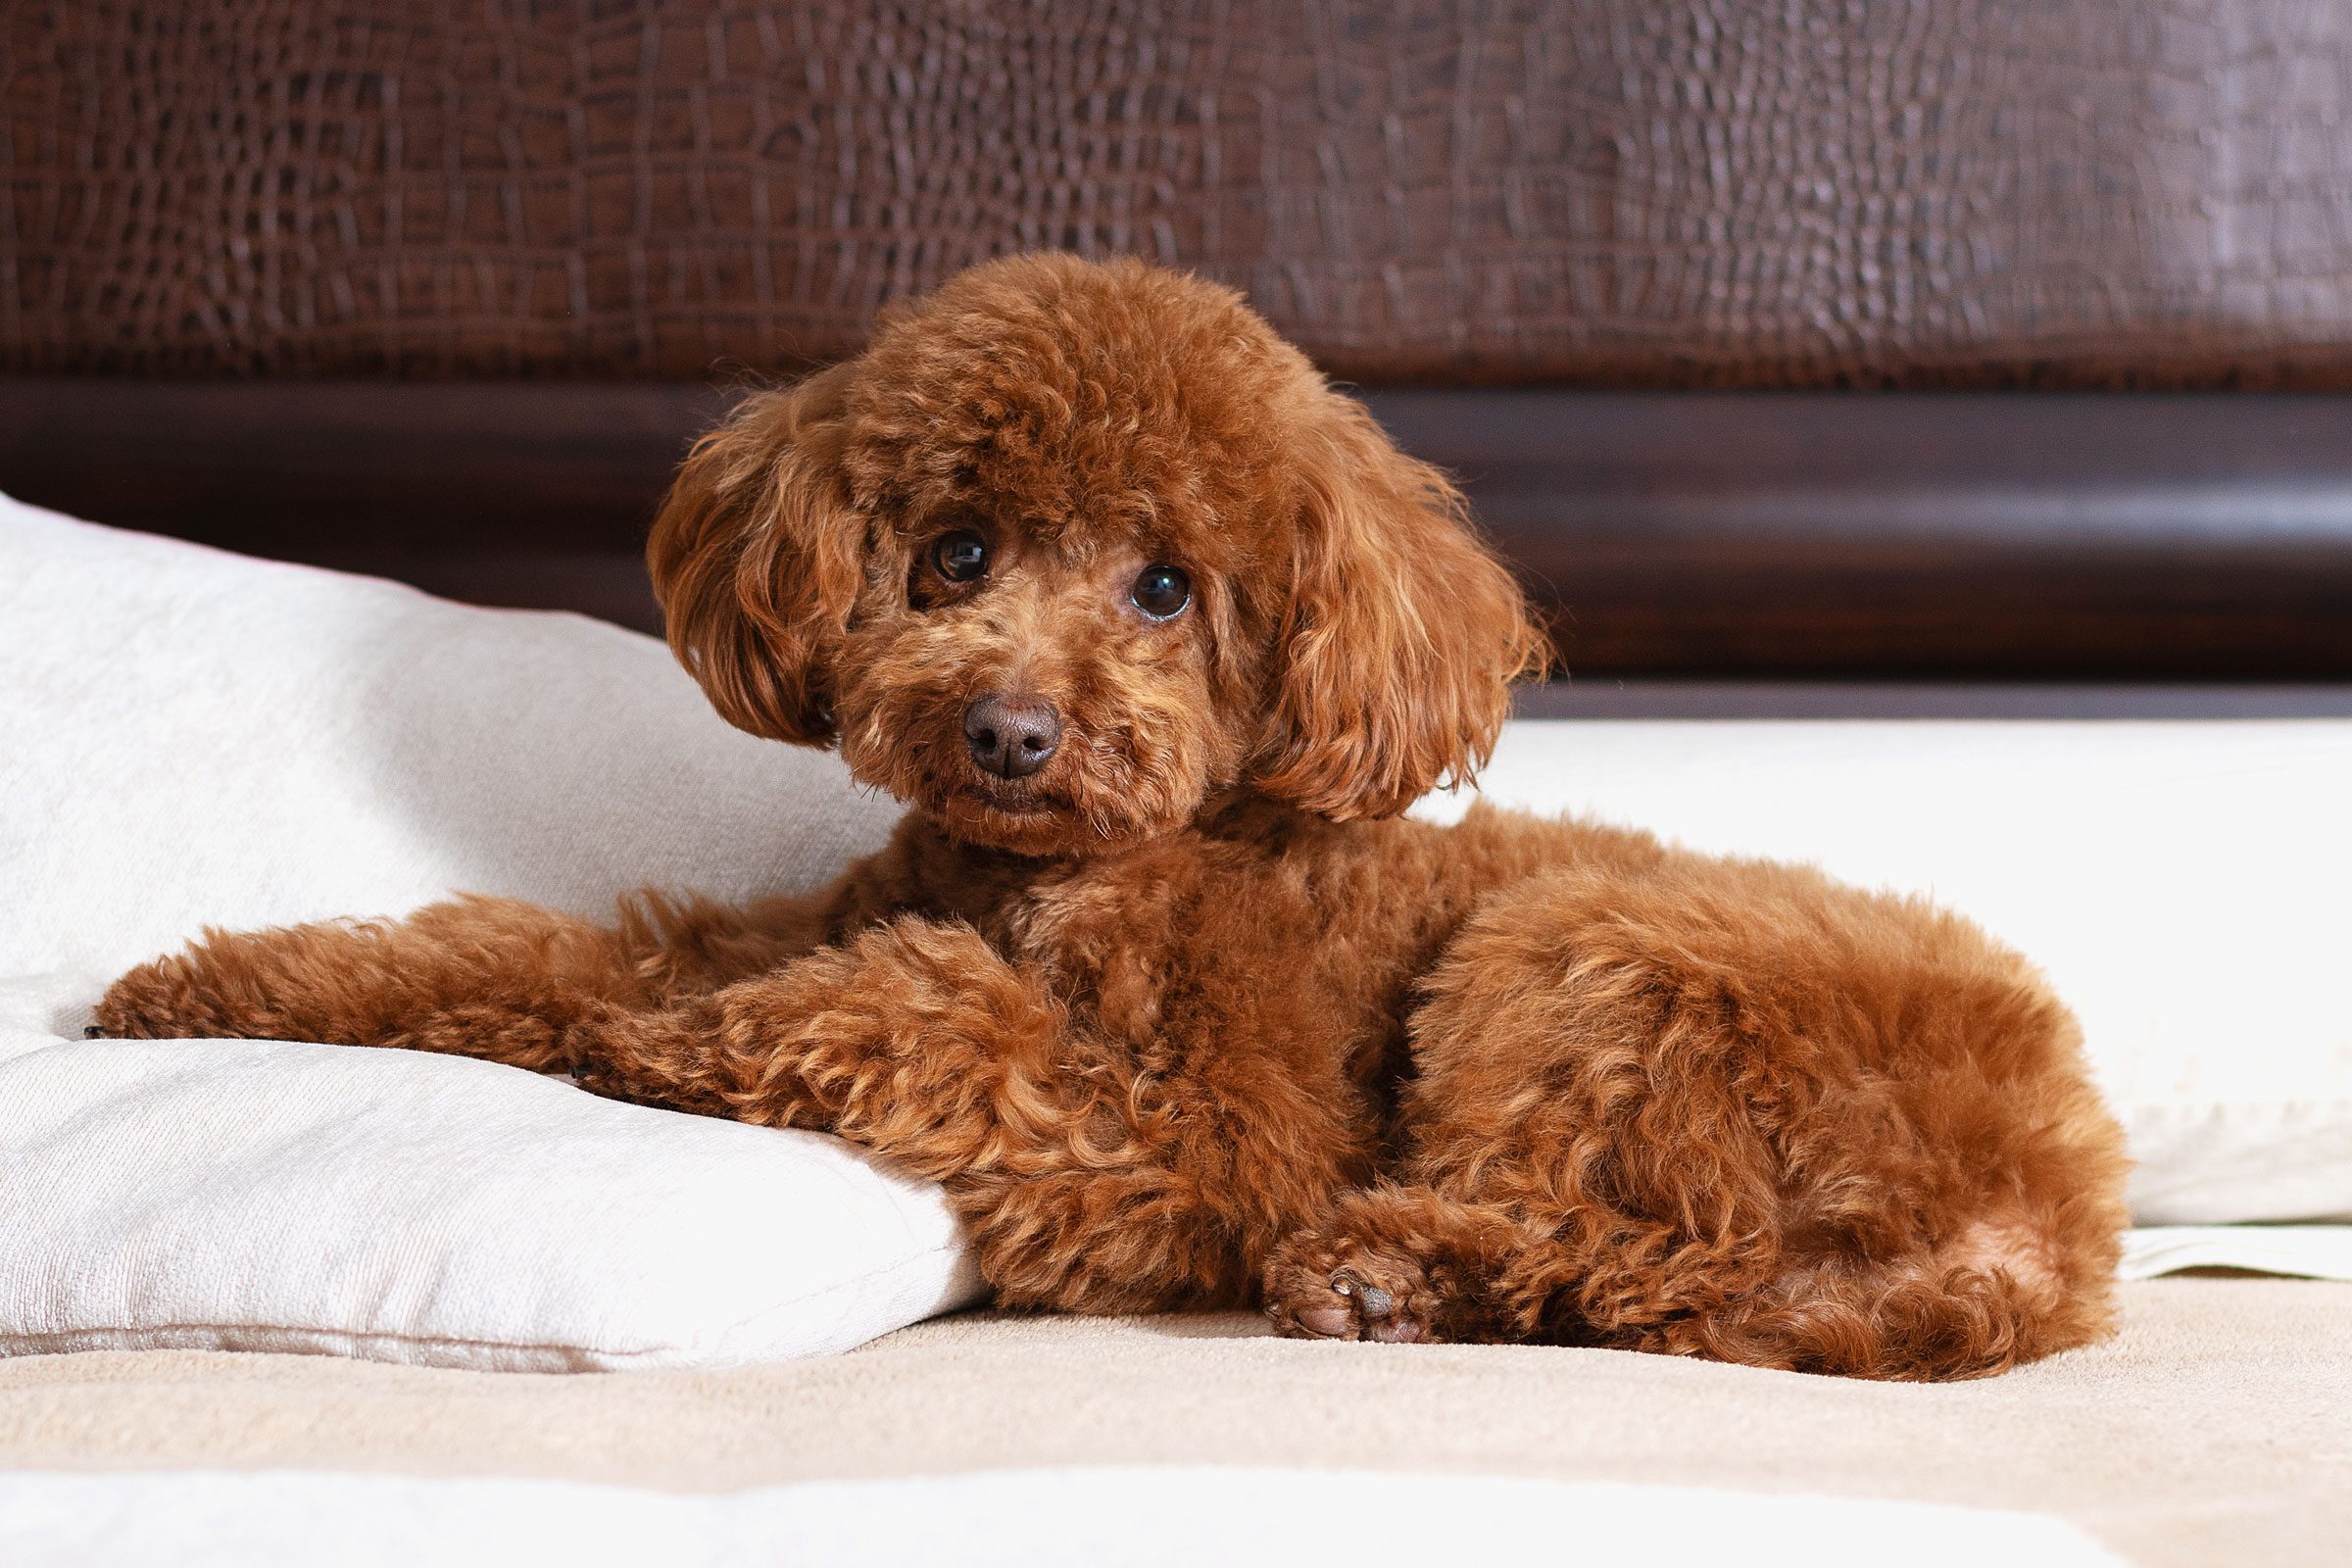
6;378;2351;711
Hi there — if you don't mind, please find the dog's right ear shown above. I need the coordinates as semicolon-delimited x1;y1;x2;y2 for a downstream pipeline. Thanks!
647;367;864;746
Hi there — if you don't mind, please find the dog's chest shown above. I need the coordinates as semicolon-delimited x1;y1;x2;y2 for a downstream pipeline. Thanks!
992;860;1197;1047
966;833;1417;1072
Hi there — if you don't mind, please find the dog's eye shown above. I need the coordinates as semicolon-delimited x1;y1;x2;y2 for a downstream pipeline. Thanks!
931;530;990;583
1130;564;1192;620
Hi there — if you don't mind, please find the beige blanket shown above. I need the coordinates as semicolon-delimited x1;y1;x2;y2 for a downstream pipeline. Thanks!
2;1279;2345;1567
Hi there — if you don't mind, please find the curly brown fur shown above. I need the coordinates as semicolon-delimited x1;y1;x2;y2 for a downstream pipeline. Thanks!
98;255;2130;1379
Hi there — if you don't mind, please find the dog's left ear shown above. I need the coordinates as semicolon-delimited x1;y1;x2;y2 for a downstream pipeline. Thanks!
1251;395;1549;819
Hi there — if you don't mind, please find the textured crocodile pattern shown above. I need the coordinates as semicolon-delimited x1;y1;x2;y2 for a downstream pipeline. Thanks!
9;1;2352;384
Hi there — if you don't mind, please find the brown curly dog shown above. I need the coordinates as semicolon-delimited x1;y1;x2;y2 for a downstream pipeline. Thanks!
98;254;2129;1379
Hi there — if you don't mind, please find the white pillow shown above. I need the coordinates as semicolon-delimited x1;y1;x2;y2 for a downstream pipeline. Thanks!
0;1039;977;1370
0;494;903;1010
0;492;977;1370
1426;722;2352;1229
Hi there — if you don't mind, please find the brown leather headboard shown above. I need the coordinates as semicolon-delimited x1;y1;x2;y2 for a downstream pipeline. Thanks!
7;3;2352;682
11;1;2352;388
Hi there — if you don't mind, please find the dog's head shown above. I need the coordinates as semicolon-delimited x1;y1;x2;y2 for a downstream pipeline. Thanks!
650;254;1546;857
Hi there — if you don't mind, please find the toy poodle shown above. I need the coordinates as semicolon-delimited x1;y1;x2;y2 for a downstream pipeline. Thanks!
97;254;2129;1378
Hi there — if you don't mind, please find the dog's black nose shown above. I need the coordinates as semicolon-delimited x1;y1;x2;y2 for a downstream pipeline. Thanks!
963;694;1061;779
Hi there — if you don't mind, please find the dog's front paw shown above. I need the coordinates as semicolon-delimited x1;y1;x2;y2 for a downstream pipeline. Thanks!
557;1001;709;1104
91;956;245;1041
1263;1233;1441;1345
560;1003;632;1093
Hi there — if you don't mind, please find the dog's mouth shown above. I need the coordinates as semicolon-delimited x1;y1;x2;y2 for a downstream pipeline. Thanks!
929;772;1103;857
955;785;1067;822
951;773;1065;818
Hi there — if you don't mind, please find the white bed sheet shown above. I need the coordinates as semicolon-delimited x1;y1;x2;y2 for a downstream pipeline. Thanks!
0;1466;2127;1568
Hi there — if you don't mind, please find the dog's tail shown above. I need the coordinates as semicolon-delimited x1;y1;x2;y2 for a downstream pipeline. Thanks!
1668;1208;2122;1380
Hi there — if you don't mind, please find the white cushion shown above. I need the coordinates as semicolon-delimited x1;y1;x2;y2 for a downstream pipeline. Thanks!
0;492;976;1370
1425;722;2352;1229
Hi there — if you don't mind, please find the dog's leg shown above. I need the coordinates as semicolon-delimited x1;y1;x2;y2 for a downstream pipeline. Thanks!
1330;858;2126;1377
91;891;823;1066
562;914;1346;1312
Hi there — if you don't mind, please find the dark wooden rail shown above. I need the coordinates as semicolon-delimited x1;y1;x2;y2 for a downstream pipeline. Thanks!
6;380;2351;680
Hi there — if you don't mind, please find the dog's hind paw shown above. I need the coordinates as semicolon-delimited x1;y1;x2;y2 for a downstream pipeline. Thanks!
1262;1239;1438;1345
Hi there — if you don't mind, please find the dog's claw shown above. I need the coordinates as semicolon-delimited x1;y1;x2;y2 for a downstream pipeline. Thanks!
1286;1269;1426;1344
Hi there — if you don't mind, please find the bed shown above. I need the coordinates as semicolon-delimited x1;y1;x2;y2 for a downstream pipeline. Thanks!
2;491;2348;1567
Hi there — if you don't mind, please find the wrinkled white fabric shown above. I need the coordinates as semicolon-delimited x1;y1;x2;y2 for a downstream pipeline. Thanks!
0;493;905;1011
